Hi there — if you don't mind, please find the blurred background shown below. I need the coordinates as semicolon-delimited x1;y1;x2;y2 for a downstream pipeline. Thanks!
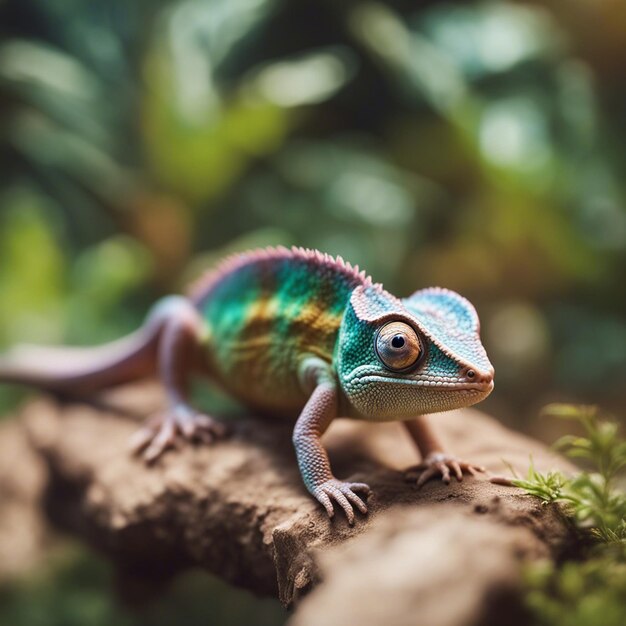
0;0;624;624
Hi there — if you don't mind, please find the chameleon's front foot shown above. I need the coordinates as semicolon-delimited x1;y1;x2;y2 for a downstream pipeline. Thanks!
312;479;371;525
130;405;226;462
405;452;485;489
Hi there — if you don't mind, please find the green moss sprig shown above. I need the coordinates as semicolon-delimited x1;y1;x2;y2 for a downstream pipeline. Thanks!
510;404;626;626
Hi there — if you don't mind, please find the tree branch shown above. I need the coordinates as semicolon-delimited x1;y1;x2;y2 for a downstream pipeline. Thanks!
1;383;576;625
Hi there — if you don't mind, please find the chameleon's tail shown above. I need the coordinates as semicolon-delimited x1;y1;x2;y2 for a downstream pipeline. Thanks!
0;296;207;398
0;327;159;395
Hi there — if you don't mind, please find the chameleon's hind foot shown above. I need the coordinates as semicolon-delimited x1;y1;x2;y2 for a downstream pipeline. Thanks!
312;479;371;525
405;452;485;489
130;405;226;462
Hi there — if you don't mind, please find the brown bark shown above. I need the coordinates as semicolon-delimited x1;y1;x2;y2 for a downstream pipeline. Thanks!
0;383;576;626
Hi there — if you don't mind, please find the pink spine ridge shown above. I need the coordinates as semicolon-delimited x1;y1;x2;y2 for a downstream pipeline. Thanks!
188;246;375;304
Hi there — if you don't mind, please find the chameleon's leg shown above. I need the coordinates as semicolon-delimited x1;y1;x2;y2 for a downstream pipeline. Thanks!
130;299;225;462
293;357;371;525
403;415;485;488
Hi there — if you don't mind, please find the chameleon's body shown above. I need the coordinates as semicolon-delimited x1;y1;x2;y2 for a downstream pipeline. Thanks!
0;247;494;523
194;248;360;415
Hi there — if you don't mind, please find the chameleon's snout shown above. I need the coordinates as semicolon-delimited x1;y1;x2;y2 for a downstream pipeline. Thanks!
461;366;494;393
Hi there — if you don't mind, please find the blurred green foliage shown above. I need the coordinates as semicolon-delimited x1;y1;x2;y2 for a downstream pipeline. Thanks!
0;0;625;425
0;542;286;626
510;404;625;626
0;0;625;623
525;558;626;626
511;404;626;543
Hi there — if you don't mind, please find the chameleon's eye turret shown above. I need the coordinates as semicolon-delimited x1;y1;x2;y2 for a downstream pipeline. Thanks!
375;321;423;372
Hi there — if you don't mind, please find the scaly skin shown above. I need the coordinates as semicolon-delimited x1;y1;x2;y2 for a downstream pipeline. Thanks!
190;247;366;415
0;246;494;524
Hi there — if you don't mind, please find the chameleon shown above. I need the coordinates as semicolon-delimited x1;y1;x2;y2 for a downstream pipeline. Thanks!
0;246;494;524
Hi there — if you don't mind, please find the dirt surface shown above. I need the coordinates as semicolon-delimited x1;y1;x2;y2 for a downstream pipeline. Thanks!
0;419;48;580
0;383;576;625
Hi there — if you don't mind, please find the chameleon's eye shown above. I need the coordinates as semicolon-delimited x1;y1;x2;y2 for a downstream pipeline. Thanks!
375;321;422;371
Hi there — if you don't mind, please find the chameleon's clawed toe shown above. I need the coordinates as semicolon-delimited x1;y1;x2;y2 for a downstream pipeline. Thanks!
130;405;226;462
313;479;371;525
405;452;485;489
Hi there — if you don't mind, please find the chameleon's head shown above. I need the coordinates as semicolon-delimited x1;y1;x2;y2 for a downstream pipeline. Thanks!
336;285;494;419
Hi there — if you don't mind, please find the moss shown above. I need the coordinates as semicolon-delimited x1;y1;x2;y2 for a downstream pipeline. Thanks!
510;404;626;626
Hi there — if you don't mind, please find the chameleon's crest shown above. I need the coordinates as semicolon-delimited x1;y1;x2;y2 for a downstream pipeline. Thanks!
189;246;374;305
350;285;491;373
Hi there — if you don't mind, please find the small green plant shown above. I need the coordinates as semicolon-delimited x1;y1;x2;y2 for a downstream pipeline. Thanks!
508;460;568;504
510;404;626;626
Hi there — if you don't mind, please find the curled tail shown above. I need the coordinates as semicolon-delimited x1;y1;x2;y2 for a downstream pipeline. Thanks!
0;328;159;395
0;296;191;395
0;295;224;463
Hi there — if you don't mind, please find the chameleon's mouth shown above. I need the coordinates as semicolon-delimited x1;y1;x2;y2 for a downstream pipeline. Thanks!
343;373;494;421
354;374;494;394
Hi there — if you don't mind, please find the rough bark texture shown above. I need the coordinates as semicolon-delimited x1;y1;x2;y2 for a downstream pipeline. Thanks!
0;383;576;626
